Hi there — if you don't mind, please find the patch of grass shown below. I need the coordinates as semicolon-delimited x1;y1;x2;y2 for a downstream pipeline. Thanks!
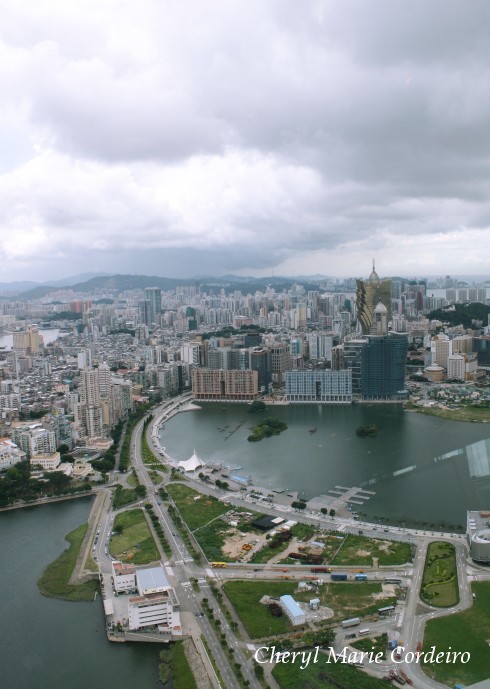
410;404;490;423
331;534;412;566
351;633;388;659
112;484;138;509
224;580;297;638
126;472;139;487
420;541;458;607
148;470;163;485
38;524;99;601
159;643;197;689
273;655;392;689
85;554;98;573
421;581;490;687
251;532;293;564
291;523;316;541
294;581;396;622
167;483;230;530
141;428;166;469
110;509;159;565
192;519;236;562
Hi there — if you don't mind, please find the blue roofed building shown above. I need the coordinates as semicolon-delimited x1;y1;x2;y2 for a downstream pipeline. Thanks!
279;594;306;626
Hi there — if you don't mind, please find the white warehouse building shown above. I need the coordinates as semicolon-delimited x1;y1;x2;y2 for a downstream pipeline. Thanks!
279;595;306;626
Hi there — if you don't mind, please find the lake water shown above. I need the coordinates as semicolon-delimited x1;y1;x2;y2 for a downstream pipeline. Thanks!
161;404;490;529
0;498;161;689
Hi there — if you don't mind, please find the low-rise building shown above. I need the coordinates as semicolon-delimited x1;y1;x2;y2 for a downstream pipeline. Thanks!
111;562;182;636
127;565;181;634
0;438;26;470
112;561;136;593
30;451;61;471
279;594;306;626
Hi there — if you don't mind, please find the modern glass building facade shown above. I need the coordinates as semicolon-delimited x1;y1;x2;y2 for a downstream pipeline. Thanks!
360;334;408;400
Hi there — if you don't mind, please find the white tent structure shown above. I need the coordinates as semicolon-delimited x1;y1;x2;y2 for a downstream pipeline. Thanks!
178;450;203;472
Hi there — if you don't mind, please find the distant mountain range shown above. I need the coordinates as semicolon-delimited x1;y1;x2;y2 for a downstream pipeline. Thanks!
0;271;487;301
12;273;329;300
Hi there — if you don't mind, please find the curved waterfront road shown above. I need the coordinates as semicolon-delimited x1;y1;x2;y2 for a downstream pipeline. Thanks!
92;395;486;689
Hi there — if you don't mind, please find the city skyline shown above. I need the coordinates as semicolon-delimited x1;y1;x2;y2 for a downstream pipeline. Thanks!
2;1;490;281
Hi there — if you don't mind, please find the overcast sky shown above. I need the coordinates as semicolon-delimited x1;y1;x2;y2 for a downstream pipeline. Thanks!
1;0;490;283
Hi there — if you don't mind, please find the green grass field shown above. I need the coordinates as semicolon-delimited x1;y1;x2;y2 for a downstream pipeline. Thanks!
38;524;99;601
351;633;388;659
148;470;163;485
110;509;160;564
420;541;458;607
141;430;166;469
159;643;197;689
291;523;316;540
223;579;396;638
331;534;412;566
191;519;236;562
273;655;393;689
167;484;230;530
410;404;490;423
126;472;139;487
421;581;490;687
223;580;297;637
294;581;397;622
112;484;138;509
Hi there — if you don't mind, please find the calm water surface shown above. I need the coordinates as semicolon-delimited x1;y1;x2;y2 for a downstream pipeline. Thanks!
161;404;490;528
0;498;161;689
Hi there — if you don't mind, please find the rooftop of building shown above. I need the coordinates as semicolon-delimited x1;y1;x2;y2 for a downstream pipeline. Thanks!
280;594;304;618
113;561;136;575
467;510;490;539
137;565;170;593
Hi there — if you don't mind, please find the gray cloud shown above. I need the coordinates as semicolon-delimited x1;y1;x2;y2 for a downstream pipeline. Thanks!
0;0;490;280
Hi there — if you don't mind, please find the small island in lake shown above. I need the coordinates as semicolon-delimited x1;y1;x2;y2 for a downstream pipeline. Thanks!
247;399;267;413
248;417;288;441
356;424;379;437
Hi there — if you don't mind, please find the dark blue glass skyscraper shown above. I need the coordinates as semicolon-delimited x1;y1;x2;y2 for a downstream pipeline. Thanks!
361;334;408;400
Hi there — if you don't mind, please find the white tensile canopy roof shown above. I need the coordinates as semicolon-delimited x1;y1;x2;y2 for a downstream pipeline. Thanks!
178;450;202;472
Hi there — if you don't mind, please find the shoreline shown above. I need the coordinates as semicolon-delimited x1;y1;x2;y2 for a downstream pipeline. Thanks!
151;400;474;533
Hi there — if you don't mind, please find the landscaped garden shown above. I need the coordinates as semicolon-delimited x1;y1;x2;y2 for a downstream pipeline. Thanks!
420;541;458;607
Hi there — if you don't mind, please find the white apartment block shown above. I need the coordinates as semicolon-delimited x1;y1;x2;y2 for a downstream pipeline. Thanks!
285;369;352;403
431;335;451;367
0;393;21;410
447;353;465;381
308;334;334;361
0;438;26;470
11;423;57;459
